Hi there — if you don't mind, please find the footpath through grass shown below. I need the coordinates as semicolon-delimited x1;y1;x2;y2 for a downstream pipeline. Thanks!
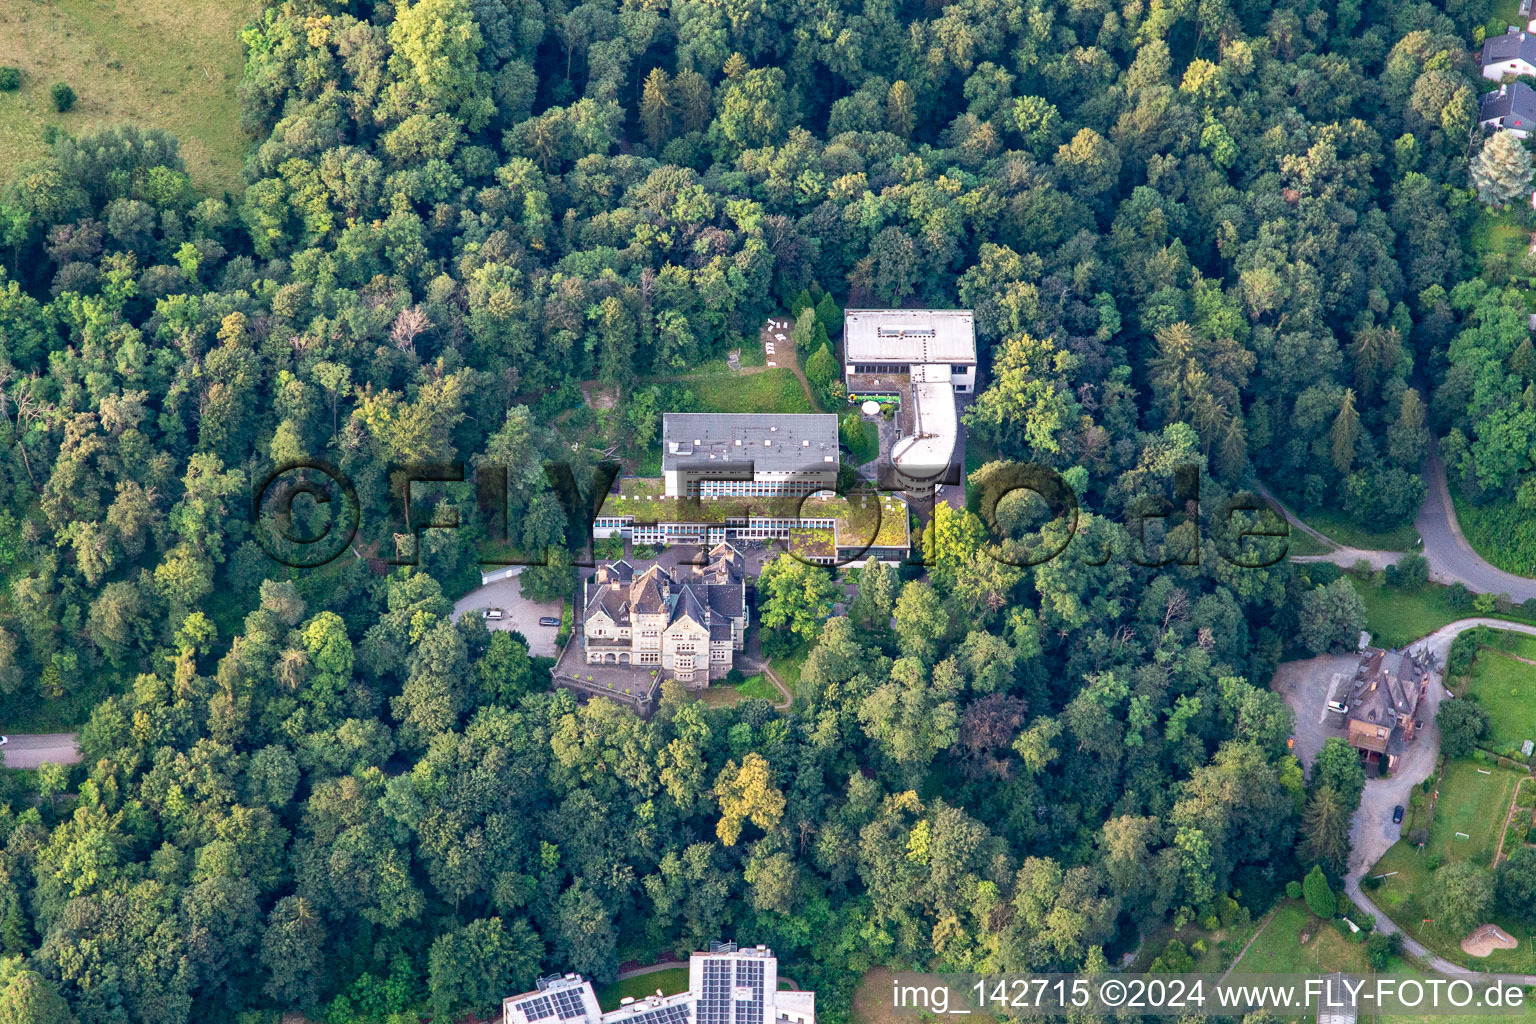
0;0;257;192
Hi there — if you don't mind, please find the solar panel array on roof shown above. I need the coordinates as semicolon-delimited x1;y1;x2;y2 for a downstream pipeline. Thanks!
518;995;558;1020
624;1005;691;1024
553;987;588;1020
735;958;764;1024
700;960;733;1024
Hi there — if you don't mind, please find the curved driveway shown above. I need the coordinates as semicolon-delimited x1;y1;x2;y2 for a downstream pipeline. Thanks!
1340;617;1536;978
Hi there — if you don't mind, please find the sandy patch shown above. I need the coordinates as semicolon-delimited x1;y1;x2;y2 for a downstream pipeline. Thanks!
1461;923;1518;957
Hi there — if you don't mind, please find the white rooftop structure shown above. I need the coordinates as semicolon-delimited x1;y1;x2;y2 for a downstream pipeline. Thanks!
505;945;814;1024
844;309;975;492
844;310;977;366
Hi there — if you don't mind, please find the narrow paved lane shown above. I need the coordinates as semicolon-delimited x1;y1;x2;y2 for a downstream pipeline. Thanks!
1261;457;1536;599
1;733;80;769
1339;618;1536;980
1415;450;1536;601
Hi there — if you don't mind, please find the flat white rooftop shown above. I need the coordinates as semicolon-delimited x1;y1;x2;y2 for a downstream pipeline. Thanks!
844;309;976;364
891;377;958;482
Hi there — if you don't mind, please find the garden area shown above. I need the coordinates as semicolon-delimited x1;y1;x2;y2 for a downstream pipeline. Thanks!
698;672;782;708
1366;759;1536;973
1463;638;1536;758
594;969;690;1012
841;416;880;467
1226;899;1369;976
1483;0;1525;35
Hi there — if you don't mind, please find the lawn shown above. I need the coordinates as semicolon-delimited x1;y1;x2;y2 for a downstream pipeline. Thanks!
1465;647;1536;757
687;369;815;414
735;673;780;702
698;673;781;708
1485;0;1524;34
769;645;811;699
0;0;257;193
1370;840;1536;973
1354;579;1536;650
843;420;879;466
1302;509;1421;553
1227;900;1369;976
1486;630;1536;660
593;969;690;1012
1426;760;1522;867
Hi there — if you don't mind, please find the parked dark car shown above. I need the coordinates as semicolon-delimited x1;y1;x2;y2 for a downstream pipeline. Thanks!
1392;805;1404;824
538;617;561;627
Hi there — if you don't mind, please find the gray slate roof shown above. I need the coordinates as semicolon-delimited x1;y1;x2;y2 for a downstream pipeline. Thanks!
662;413;838;473
1484;28;1536;67
1481;81;1536;127
583;548;745;634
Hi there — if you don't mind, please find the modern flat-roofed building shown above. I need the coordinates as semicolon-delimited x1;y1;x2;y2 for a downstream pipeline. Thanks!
504;944;814;1024
843;309;976;393
592;478;911;566
662;413;840;498
843;309;975;492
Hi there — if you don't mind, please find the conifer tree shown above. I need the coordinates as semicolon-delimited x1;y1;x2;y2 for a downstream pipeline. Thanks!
1472;130;1533;208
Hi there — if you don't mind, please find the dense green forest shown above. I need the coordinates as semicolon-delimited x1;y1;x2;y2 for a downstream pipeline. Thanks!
0;0;1525;1019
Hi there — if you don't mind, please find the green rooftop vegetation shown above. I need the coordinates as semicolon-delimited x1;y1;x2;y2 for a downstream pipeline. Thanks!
600;478;910;549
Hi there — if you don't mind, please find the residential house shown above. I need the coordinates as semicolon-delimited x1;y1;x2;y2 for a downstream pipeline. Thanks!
582;543;747;685
1482;27;1536;81
1342;644;1432;770
1480;81;1536;137
504;944;814;1024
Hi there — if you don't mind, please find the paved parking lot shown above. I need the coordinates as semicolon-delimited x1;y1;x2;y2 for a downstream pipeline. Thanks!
452;568;563;656
1271;644;1449;875
1270;652;1357;769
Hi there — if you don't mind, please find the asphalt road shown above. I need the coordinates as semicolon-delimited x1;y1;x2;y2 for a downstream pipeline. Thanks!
1415;450;1536;601
1;733;81;769
1269;450;1536;600
452;567;564;657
